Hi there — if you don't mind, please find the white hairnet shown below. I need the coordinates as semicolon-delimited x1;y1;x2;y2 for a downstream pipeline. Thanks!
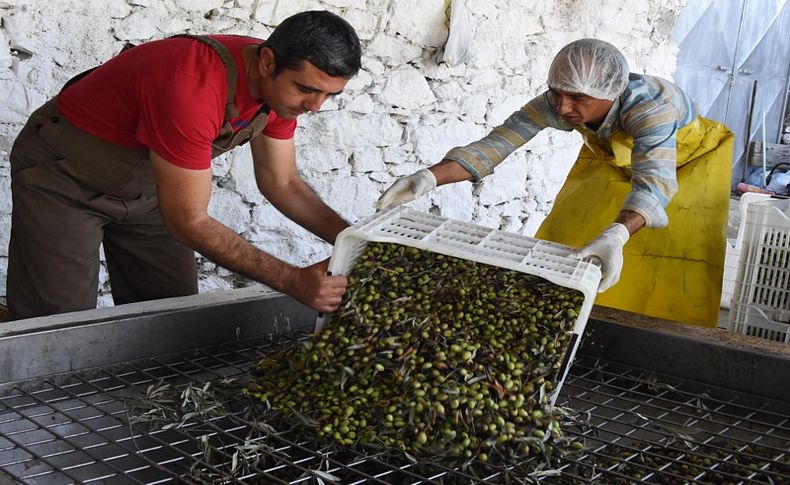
547;38;629;101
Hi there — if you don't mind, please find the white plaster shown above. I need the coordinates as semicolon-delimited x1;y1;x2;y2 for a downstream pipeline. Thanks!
198;274;236;294
431;79;464;101
227;150;265;205
362;55;385;76
174;0;225;12
410;118;486;164
367;171;391;183
0;79;28;123
226;7;253;21
339;8;377;41
113;10;159;41
345;68;372;92
305;173;381;222
386;0;447;47
366;33;422;66
378;66;436;112
215;265;236;278
0;0;688;304
460;93;489;123
351;147;387;173
322;0;366;9
0;32;11;70
0;174;10;214
382;145;412;166
0;214;9;257
345;93;375;114
432;182;475;221
299;111;403;148
253;0;315;25
296;145;351;174
476;152;530;206
208;187;252;234
105;0;134;19
488;94;531;127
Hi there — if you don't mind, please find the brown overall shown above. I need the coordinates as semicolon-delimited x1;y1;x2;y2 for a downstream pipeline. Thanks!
7;35;271;320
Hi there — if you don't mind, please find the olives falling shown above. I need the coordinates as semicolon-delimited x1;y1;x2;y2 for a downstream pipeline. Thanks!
248;242;585;459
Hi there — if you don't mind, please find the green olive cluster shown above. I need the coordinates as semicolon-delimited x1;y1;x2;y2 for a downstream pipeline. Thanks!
248;242;585;460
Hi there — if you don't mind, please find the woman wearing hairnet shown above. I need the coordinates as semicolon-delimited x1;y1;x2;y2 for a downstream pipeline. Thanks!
374;38;733;327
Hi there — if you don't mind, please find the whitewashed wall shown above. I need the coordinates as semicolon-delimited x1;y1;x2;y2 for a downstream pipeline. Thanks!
0;0;686;306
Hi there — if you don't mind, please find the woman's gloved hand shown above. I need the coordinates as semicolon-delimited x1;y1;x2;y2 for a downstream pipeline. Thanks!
373;169;437;210
571;223;630;292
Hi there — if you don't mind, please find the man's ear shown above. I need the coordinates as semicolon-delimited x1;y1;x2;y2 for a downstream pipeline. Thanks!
259;46;276;76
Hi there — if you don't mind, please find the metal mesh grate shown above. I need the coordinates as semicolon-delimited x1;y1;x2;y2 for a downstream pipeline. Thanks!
0;334;788;484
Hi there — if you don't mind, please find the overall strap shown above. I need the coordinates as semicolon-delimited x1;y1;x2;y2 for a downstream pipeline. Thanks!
171;34;240;121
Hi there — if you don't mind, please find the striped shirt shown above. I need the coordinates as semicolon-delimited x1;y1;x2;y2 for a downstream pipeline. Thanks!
444;74;698;228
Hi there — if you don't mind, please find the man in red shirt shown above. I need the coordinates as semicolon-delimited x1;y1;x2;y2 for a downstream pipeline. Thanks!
7;10;361;320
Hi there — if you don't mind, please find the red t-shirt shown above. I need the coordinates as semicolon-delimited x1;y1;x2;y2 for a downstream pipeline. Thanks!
58;35;296;169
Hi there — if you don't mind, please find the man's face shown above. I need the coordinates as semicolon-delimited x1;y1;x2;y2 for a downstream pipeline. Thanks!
253;48;348;119
547;88;614;127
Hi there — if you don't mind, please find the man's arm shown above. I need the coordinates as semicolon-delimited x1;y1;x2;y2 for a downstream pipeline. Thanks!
615;209;646;235
149;150;347;312
374;93;564;210
429;159;475;185
250;134;348;244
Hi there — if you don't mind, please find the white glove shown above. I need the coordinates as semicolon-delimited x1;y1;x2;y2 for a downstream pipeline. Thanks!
373;169;437;210
572;223;630;292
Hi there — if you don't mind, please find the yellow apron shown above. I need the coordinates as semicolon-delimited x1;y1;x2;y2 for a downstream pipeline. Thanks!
536;117;733;327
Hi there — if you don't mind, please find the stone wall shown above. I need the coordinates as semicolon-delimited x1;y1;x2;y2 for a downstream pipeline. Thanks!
0;0;686;306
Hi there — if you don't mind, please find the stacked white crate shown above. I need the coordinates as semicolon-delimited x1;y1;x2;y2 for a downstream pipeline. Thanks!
728;197;790;343
318;207;602;404
720;193;771;309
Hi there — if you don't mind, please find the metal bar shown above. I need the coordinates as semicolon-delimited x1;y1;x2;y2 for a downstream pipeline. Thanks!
143;338;496;484
742;79;760;183
1;324;789;483
558;358;790;484
0;288;314;387
48;368;250;483
580;312;790;401
565;359;790;446
0;386;148;483
97;337;437;484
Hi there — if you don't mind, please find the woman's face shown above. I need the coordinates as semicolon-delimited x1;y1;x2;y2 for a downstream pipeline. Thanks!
548;88;614;127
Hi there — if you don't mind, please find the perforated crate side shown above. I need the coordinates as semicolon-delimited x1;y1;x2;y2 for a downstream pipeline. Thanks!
720;239;739;310
722;194;773;313
728;198;790;342
733;306;790;343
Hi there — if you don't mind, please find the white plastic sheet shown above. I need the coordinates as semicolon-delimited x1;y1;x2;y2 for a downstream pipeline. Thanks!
441;0;472;67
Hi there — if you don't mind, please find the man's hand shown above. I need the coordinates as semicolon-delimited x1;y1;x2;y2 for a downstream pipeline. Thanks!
571;223;630;292
374;169;437;210
283;259;348;313
252;135;348;244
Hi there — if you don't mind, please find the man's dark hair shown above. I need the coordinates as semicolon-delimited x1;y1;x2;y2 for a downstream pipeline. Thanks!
262;10;361;78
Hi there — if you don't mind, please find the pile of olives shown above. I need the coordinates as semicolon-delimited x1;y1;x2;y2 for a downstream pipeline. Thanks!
248;242;585;460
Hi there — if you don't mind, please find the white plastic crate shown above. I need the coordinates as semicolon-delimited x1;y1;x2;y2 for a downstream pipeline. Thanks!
720;238;739;310
728;197;790;343
317;206;602;404
721;193;772;310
